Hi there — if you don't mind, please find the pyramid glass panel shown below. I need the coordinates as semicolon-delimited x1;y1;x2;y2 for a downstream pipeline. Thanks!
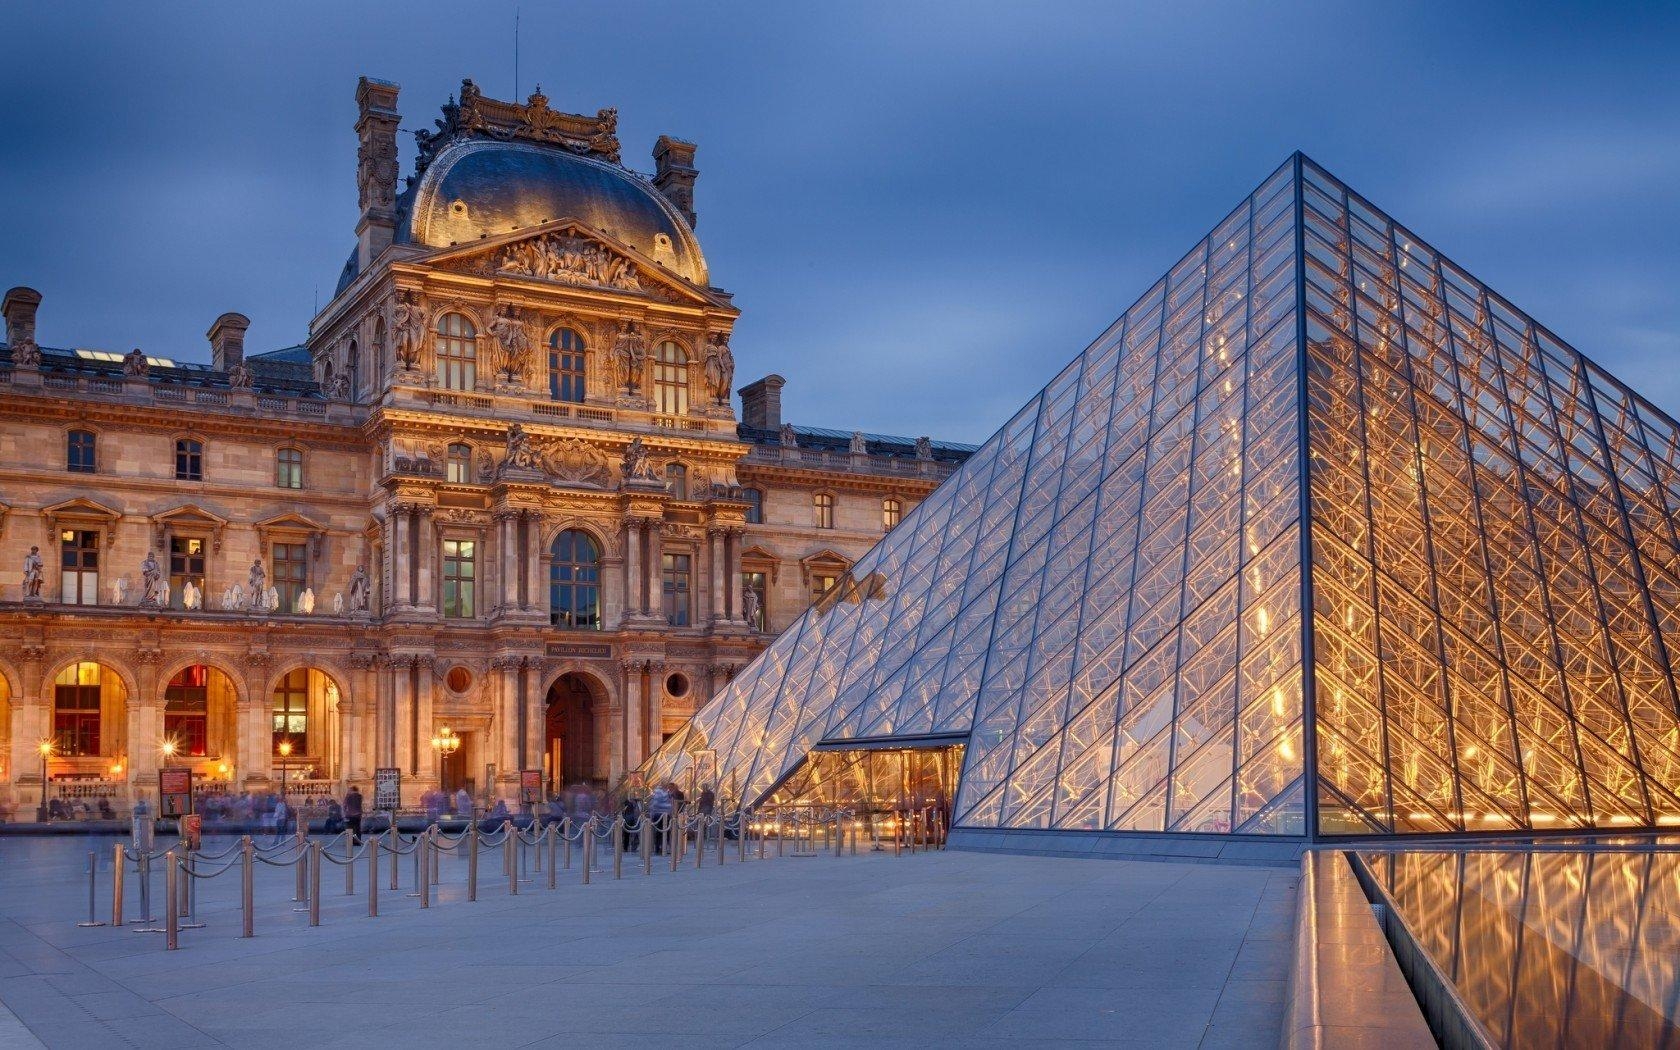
642;154;1680;840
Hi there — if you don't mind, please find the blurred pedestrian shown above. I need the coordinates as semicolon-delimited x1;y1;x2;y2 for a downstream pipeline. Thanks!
344;784;364;844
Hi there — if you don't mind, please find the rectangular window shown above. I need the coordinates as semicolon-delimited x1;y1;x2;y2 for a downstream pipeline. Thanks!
549;330;586;403
275;448;304;489
883;499;902;531
272;668;308;755
59;529;99;605
164;665;209;757
447;444;472;484
67;431;96;473
742;570;767;631
54;669;101;756
814;493;835;530
442;538;476;618
168;536;205;610
742;488;763;524
175;439;203;481
273;541;308;613
661;552;692;627
811;573;839;606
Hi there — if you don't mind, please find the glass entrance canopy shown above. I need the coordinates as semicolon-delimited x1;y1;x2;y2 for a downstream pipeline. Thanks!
646;154;1680;841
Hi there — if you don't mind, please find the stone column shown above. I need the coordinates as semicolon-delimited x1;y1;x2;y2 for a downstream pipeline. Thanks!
239;657;274;786
391;507;408;607
623;519;641;618
724;528;741;621
622;660;644;774
417;508;436;611
524;512;544;614
129;649;164;794
496;511;515;613
707;528;725;625
497;659;520;783
414;658;434;786
645;663;661;760
10;645;47;812
645;525;661;619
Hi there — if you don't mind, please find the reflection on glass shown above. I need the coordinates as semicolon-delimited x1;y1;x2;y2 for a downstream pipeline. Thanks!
1363;850;1680;1048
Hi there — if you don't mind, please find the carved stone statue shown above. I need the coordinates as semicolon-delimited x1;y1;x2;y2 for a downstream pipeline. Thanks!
181;580;201;611
503;423;543;473
780;423;798;449
915;436;933;460
226;583;243;611
139;550;164;607
298;587;316;615
11;334;40;368
348;564;371;613
247;558;267;612
743;586;763;631
123;347;149;377
488;304;531;384
326;372;351;399
703;333;735;406
496;235;643;292
265;586;281;613
21;545;42;600
849;431;867;455
620;436;659;483
227;362;253;389
390;292;427;371
611;321;646;395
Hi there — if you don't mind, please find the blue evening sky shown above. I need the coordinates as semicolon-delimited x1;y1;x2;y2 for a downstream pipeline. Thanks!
1;2;1675;443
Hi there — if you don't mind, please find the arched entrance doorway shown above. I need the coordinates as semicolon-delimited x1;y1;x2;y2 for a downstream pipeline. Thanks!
545;673;603;794
270;668;343;793
162;664;238;782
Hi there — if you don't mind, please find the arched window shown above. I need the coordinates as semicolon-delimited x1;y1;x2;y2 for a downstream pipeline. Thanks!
347;339;359;401
665;463;687;498
447;443;473;484
882;498;902;531
550;530;601;630
435;312;477;391
741;487;763;525
272;668;308;755
67;430;96;473
164;665;210;757
54;662;105;756
814;492;835;530
275;447;304;489
175;438;204;481
549;328;586;403
653;340;689;416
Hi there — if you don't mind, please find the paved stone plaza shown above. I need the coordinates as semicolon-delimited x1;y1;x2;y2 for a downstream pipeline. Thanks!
0;837;1295;1048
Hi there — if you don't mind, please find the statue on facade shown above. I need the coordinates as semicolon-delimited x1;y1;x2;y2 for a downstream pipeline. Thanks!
702;332;734;406
265;586;281;613
181;580;201;610
743;586;763;632
326;371;351;399
139;550;164;607
247;558;267;612
915;435;933;460
21;545;43;600
611;320;645;395
780;423;798;449
849;431;867;455
122;347;148;377
488;304;531;385
348;564;371;613
390;292;427;371
227;362;253;389
10;334;40;368
503;422;544;473
225;583;243;611
298;587;316;615
620;436;658;483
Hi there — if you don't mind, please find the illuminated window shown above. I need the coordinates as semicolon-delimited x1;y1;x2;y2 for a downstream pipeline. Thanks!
442;538;476;618
447;443;472;484
54;662;104;756
174;438;203;481
549;328;586;403
275;447;303;489
59;529;99;605
67;430;96;473
741;488;763;524
164;665;209;757
272;541;308;613
549;530;601;629
810;573;839;606
272;668;308;755
435;312;477;391
662;552;692;626
666;463;687;498
653;340;689;416
814;493;835;529
168;536;205;609
882;498;902;531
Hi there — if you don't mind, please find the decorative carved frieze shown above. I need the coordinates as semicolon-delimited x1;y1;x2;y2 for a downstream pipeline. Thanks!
494;234;643;293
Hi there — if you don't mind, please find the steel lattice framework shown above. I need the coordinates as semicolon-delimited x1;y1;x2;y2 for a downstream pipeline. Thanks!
643;154;1680;838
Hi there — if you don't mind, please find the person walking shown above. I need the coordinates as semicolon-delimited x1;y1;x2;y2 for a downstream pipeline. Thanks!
344;784;364;844
453;786;472;819
620;794;641;853
272;795;290;845
647;784;672;855
696;784;716;850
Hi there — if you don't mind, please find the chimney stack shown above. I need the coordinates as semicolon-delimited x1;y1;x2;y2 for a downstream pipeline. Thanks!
3;286;42;352
208;312;251;372
653;135;699;228
739;374;786;430
355;77;402;273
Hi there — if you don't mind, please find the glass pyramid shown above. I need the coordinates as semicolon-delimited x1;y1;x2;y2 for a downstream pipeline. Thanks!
645;154;1680;838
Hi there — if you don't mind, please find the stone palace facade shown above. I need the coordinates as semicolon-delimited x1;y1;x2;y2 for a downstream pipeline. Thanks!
0;77;971;814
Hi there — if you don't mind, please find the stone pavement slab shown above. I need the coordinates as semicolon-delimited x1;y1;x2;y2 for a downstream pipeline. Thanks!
0;836;1296;1048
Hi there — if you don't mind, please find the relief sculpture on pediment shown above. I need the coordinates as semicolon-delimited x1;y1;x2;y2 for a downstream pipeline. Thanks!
495;234;643;292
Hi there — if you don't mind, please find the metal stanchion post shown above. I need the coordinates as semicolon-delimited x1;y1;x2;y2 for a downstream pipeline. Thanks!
165;850;179;951
851;816;859;855
695;817;705;870
346;832;356;896
78;851;105;927
467;820;480;902
670;817;680;873
534;822;543;874
894;811;902;857
835;813;843;859
758;812;767;861
641;818;652;875
613;817;624;879
295;822;308;901
138;848;153;924
420;832;431;910
777;812;785;858
561;818;572;871
407;827;423;898
112;845;126;926
241;836;255;938
388;825;399;891
432;824;441;884
368;835;379;917
506;822;518;896
740;810;749;863
548;824;558;890
309;843;322;927
176;847;190;919
581;820;593;885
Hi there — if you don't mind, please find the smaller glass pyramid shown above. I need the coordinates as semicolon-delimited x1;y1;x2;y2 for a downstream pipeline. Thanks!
644;154;1680;839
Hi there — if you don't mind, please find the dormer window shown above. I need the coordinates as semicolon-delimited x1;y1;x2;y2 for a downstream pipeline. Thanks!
435;312;477;391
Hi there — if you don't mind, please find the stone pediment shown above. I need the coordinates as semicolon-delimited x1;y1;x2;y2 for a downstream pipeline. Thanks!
423;220;726;308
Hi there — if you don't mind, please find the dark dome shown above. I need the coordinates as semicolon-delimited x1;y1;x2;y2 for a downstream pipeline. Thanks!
400;139;708;285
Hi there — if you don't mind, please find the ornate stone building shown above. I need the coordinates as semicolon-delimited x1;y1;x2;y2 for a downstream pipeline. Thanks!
0;77;972;814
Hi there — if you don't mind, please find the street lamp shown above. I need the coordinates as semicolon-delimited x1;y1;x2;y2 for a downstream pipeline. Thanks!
430;725;461;794
276;738;293;797
36;739;55;822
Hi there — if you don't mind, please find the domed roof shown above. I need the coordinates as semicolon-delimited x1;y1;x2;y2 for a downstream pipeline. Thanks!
400;139;708;286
